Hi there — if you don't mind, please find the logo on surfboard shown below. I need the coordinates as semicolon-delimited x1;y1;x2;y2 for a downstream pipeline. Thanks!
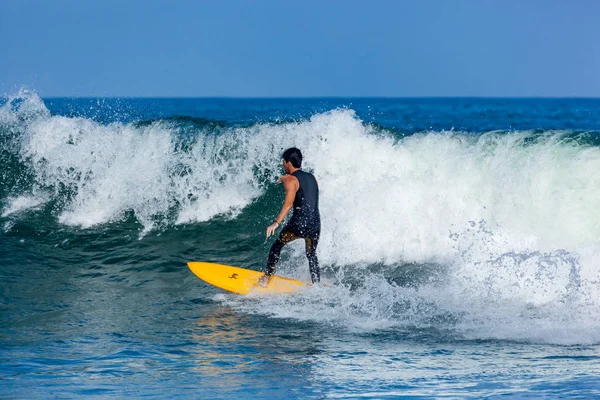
229;273;238;279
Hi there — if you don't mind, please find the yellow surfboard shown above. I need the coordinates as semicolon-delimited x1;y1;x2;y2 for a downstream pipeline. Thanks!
187;262;307;295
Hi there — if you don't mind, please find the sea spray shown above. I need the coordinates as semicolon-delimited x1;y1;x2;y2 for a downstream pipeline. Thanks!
2;91;600;344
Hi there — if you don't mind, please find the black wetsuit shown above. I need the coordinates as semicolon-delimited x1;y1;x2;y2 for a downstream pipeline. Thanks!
266;169;321;283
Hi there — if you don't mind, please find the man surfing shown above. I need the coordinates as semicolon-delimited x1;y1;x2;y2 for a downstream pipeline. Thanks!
261;147;321;286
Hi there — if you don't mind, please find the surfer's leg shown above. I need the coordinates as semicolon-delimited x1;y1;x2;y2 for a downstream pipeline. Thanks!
305;236;320;283
265;230;298;276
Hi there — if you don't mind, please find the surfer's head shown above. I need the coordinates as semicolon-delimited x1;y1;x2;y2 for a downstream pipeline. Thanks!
282;147;302;172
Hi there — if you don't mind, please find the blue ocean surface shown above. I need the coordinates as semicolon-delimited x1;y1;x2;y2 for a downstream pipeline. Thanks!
1;90;600;398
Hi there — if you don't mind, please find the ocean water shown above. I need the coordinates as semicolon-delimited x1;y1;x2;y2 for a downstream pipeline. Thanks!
1;90;600;398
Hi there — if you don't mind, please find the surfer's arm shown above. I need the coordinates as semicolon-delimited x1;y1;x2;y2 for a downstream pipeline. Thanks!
275;176;297;223
266;176;298;237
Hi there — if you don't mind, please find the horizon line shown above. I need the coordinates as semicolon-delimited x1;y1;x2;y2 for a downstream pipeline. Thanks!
32;95;600;100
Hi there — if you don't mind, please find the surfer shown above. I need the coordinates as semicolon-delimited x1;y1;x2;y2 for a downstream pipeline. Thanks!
261;147;321;285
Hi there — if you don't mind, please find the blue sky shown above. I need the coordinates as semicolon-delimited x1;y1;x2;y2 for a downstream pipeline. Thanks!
1;0;598;97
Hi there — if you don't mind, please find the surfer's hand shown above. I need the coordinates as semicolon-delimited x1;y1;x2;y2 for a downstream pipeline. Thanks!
276;175;289;183
266;222;279;238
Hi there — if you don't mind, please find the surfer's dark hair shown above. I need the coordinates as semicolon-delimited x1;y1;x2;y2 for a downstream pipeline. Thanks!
282;147;302;168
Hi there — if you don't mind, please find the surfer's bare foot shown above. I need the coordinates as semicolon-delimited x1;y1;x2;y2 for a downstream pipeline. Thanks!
258;275;270;288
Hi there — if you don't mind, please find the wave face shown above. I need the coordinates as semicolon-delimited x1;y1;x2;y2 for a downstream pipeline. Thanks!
2;90;600;345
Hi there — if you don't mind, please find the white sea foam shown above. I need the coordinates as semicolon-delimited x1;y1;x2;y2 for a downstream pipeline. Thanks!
4;91;600;344
1;194;49;217
216;112;600;345
0;88;50;125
